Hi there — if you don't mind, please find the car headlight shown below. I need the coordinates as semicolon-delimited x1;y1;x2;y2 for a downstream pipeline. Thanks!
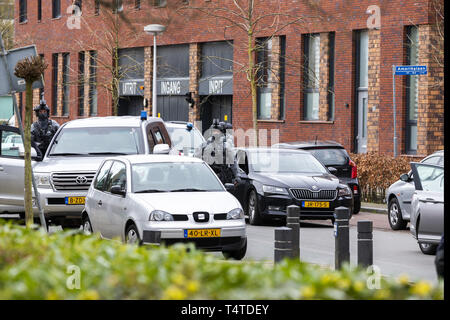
227;208;244;220
149;210;174;221
262;185;289;195
338;185;352;197
34;173;51;188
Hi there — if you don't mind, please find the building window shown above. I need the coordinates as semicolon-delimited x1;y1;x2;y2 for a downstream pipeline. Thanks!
19;0;27;23
279;36;286;120
51;53;59;116
89;51;98;116
154;0;167;7
94;0;100;15
78;52;85;116
113;0;123;13
327;32;336;121
256;37;272;120
73;0;82;13
52;0;61;19
62;53;70;116
405;26;419;154
303;34;320;120
37;0;42;22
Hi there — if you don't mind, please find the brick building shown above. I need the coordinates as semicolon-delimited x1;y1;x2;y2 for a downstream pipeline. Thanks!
14;0;444;157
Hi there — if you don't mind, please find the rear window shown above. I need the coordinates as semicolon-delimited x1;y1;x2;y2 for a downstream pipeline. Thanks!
308;148;348;166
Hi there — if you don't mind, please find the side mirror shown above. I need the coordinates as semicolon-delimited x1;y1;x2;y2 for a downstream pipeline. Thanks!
400;173;410;182
224;183;235;193
328;166;338;174
153;144;170;154
110;185;126;197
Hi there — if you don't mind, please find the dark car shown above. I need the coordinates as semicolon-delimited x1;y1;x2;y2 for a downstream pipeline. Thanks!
273;141;361;214
232;148;353;225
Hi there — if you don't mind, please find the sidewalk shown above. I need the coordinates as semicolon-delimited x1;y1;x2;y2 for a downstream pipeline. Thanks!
360;201;387;214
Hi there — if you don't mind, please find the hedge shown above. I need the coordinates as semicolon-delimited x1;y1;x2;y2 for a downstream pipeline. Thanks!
0;222;443;300
349;152;423;203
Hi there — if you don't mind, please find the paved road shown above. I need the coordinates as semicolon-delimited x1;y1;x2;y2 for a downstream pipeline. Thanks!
242;217;439;285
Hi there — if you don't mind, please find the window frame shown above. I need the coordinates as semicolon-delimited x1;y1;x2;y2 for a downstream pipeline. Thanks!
303;33;321;121
52;0;61;19
19;0;27;23
405;26;419;155
93;160;114;192
103;160;128;195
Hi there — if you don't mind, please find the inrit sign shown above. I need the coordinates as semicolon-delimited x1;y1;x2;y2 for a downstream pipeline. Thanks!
209;79;224;94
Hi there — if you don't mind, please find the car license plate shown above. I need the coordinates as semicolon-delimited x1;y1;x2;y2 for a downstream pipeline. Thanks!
302;201;330;208
184;229;221;238
65;197;85;205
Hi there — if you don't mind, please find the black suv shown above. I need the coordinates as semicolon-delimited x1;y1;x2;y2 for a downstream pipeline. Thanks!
273;141;361;214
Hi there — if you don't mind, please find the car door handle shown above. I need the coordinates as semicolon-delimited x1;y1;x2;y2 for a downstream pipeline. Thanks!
420;198;439;203
0;166;4;171
97;200;102;206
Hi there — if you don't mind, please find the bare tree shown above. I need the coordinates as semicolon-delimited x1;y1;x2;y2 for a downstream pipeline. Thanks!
181;0;315;145
14;56;47;228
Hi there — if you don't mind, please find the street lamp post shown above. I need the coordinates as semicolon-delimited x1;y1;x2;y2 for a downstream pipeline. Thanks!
144;24;166;118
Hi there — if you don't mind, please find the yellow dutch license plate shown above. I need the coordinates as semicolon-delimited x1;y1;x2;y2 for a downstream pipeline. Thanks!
65;197;85;205
184;229;221;238
302;201;330;208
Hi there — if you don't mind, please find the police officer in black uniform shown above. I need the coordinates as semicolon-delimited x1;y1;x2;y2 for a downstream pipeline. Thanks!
31;97;60;159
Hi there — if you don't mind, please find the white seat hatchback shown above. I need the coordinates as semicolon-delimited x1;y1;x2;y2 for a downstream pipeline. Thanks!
83;155;247;259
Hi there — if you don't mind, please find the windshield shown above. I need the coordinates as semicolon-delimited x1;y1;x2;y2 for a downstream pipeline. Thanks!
307;148;348;166
167;127;205;152
48;127;144;156
132;162;224;193
249;151;328;174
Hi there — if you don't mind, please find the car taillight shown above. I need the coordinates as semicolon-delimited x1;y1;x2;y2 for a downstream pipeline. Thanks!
349;160;357;179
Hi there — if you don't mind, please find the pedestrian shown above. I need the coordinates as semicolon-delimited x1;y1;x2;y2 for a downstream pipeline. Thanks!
30;97;60;158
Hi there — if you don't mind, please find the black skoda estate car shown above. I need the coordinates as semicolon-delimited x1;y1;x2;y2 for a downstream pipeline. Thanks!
232;148;353;225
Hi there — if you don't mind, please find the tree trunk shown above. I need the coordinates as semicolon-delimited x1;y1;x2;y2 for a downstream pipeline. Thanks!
24;81;33;227
248;31;259;147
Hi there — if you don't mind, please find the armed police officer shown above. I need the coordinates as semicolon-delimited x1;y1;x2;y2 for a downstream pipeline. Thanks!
31;97;60;159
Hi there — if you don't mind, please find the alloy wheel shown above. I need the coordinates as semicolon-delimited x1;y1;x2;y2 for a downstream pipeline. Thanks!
389;203;399;226
127;228;139;244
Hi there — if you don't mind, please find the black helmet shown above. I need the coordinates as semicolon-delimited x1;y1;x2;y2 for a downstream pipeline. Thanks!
34;98;50;117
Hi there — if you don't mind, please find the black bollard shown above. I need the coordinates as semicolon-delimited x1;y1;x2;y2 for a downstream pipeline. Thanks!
334;206;350;270
286;205;300;259
274;227;292;263
357;220;373;268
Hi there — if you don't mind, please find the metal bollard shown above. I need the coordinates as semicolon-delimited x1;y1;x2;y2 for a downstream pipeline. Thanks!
286;205;300;259
357;220;373;268
334;206;350;270
274;227;292;263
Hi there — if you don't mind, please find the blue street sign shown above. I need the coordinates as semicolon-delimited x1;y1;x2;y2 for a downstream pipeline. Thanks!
395;65;428;75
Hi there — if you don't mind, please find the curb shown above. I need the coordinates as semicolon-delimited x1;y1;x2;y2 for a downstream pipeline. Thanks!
361;206;387;214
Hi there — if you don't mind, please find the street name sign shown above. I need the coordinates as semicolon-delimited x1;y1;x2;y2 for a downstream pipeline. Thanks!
395;65;428;75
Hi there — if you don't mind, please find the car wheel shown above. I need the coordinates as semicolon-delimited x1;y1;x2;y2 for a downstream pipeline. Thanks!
222;238;247;260
418;242;437;255
82;215;93;235
247;190;262;225
125;224;142;245
353;200;361;214
388;198;407;230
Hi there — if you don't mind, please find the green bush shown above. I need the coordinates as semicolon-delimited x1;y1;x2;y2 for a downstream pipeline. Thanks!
349;152;423;203
0;222;443;300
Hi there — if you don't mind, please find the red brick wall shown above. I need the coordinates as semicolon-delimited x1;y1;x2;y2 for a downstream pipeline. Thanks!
14;0;441;154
